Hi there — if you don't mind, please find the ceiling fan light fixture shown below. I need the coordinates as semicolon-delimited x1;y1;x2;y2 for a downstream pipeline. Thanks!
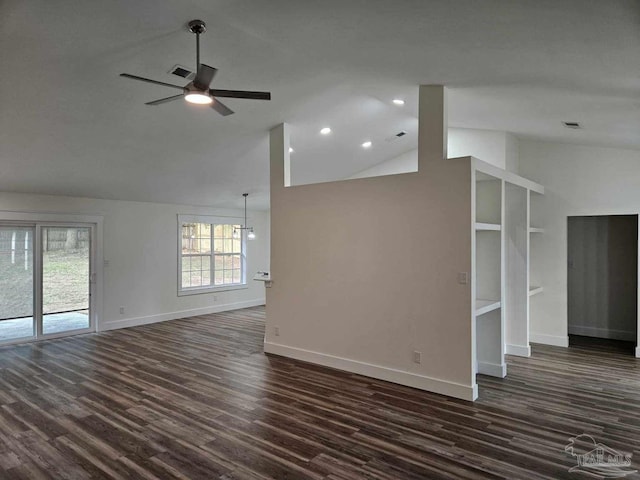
184;91;212;104
120;20;270;115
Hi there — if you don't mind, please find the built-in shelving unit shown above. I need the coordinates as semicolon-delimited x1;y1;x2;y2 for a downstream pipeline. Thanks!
504;181;529;360
527;190;545;347
471;158;544;384
474;169;505;378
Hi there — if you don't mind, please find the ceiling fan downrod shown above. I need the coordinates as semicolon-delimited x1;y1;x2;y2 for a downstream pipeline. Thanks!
188;19;207;75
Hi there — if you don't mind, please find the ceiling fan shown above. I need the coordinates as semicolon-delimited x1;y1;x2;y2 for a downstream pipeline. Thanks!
120;20;271;116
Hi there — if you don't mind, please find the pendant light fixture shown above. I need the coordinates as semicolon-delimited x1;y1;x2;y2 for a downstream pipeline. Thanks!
233;193;256;240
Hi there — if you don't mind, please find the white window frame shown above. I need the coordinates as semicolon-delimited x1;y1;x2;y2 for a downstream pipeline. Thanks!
177;214;247;296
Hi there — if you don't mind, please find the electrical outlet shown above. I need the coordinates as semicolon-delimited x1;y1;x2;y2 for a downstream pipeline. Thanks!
213;295;218;302
274;326;280;337
457;272;469;285
413;351;422;364
103;259;110;267
119;306;125;315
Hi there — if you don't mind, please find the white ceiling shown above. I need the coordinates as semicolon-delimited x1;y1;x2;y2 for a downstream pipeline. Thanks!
1;0;639;209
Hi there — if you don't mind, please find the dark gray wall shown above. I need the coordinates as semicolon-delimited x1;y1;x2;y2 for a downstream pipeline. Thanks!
568;215;638;341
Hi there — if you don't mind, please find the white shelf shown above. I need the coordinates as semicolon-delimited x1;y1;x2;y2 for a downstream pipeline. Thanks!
529;227;544;234
529;286;543;297
475;222;501;231
476;299;501;316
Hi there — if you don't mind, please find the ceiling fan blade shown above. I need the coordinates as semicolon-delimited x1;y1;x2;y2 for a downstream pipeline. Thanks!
145;94;184;106
208;89;271;100
211;98;234;116
193;64;217;90
120;73;185;91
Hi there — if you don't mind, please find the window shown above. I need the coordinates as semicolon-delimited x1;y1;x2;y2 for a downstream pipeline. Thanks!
178;215;246;295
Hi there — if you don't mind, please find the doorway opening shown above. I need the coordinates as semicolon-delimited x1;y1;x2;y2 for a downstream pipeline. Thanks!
0;223;95;344
567;215;638;355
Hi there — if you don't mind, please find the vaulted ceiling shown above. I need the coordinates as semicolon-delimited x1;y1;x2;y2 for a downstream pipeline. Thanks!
1;0;638;209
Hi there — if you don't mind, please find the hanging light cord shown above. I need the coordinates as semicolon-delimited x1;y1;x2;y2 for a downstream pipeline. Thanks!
233;193;255;238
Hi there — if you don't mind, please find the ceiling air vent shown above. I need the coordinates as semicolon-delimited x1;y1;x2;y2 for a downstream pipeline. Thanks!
385;131;408;143
169;65;194;79
562;121;581;129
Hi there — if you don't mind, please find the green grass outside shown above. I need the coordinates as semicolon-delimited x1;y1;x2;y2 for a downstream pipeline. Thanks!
0;250;89;320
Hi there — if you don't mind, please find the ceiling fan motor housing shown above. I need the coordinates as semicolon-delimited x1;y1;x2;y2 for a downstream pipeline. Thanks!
186;83;206;94
188;20;206;35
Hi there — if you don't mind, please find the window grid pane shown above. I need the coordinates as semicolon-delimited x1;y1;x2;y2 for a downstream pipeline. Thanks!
181;222;244;291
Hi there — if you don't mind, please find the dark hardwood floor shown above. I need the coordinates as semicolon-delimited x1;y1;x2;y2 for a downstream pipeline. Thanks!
568;334;636;355
0;307;639;479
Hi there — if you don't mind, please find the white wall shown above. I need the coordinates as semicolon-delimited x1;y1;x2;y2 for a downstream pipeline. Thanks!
347;128;520;180
266;86;477;401
505;133;520;174
0;192;269;331
449;128;514;171
348;149;418;179
518;140;640;352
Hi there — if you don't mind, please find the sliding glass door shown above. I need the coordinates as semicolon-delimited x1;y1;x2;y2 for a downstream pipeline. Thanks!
0;226;35;342
0;223;94;344
42;227;91;335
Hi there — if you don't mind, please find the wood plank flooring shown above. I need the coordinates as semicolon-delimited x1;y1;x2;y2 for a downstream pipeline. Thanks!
0;307;639;479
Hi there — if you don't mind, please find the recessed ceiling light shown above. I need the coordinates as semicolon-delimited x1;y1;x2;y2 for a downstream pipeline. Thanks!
320;127;331;135
392;99;405;106
361;141;372;148
289;147;294;153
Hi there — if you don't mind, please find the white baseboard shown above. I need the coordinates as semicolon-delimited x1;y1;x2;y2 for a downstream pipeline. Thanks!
505;344;531;357
636;346;640;358
530;332;569;347
568;325;636;342
477;361;507;378
264;341;478;402
99;299;265;332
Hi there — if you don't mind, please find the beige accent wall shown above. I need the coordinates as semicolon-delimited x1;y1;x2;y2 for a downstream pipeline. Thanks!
265;86;476;400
